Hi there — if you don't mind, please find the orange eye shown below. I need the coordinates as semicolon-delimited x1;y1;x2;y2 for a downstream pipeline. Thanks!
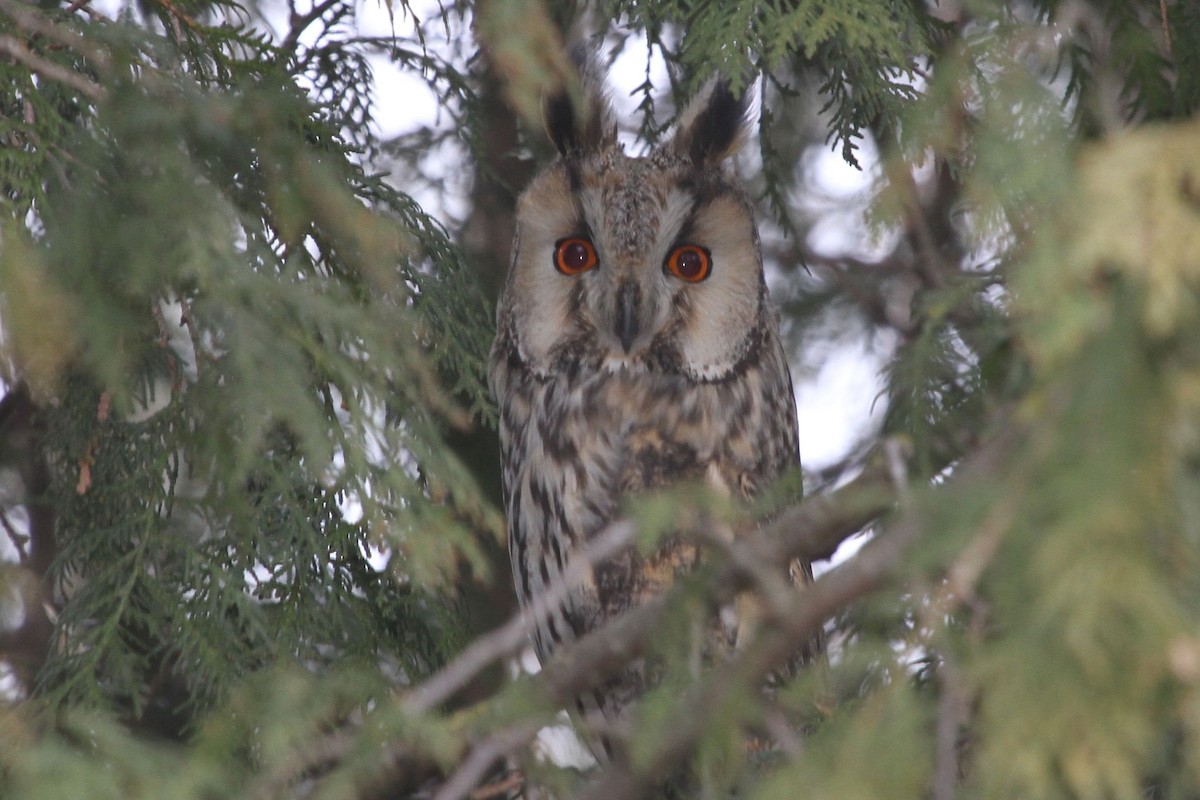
554;237;598;276
665;244;712;283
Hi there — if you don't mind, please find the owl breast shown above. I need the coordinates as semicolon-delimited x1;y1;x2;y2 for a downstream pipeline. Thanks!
490;321;800;664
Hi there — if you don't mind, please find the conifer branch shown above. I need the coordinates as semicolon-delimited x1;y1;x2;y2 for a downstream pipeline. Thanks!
572;431;1016;799
281;0;343;54
0;0;110;72
0;34;103;100
424;455;904;799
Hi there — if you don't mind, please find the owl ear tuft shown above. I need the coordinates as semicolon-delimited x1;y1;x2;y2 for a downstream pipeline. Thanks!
669;78;753;167
543;42;617;156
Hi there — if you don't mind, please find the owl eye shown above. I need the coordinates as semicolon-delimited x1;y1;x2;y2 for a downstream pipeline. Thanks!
665;244;712;283
554;237;598;276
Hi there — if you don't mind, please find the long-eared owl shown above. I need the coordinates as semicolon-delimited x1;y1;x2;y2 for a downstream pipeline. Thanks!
488;57;813;756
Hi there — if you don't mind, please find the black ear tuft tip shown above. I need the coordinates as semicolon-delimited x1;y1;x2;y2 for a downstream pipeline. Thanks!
688;80;749;164
686;80;748;165
544;90;577;156
541;39;615;157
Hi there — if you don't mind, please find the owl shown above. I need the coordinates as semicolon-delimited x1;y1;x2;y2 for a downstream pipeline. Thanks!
488;60;815;759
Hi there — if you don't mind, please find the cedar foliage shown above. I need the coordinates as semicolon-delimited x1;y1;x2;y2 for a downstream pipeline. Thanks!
3;0;1200;798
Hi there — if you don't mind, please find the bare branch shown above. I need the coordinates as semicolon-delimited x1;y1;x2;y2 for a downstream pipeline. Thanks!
467;770;524;800
403;520;637;716
933;655;967;800
280;0;343;55
0;508;29;563
431;721;541;800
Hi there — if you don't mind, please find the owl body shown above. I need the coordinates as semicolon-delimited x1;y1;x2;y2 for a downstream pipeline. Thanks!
488;73;810;745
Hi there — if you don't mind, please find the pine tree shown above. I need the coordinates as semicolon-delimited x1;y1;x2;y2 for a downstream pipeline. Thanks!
3;0;1200;798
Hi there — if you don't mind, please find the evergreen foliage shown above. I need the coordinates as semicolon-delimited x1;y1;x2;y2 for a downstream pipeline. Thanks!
2;0;1200;798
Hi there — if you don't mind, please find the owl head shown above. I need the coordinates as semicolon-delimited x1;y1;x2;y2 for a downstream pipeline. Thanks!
498;63;768;383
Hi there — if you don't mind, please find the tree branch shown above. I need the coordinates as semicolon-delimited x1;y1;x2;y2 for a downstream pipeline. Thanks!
573;508;920;800
280;0;343;55
0;34;104;100
403;520;638;716
573;430;1017;799
0;0;111;73
424;458;902;799
431;721;541;800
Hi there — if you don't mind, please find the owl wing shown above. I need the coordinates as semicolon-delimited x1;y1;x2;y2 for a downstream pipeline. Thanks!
755;332;827;670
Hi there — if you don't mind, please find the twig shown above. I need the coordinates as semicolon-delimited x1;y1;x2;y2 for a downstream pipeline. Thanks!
468;770;524;800
932;655;967;800
153;298;181;393
403;520;637;716
884;437;912;503
0;34;104;101
908;465;1025;800
432;722;541;800
151;0;201;36
0;508;30;563
694;522;796;626
62;0;105;20
280;0;342;54
178;297;202;380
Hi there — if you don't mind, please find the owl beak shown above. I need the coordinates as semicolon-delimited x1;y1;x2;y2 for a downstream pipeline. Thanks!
616;281;640;353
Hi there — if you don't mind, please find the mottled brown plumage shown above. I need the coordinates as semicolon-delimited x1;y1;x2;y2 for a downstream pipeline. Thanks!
488;65;815;758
